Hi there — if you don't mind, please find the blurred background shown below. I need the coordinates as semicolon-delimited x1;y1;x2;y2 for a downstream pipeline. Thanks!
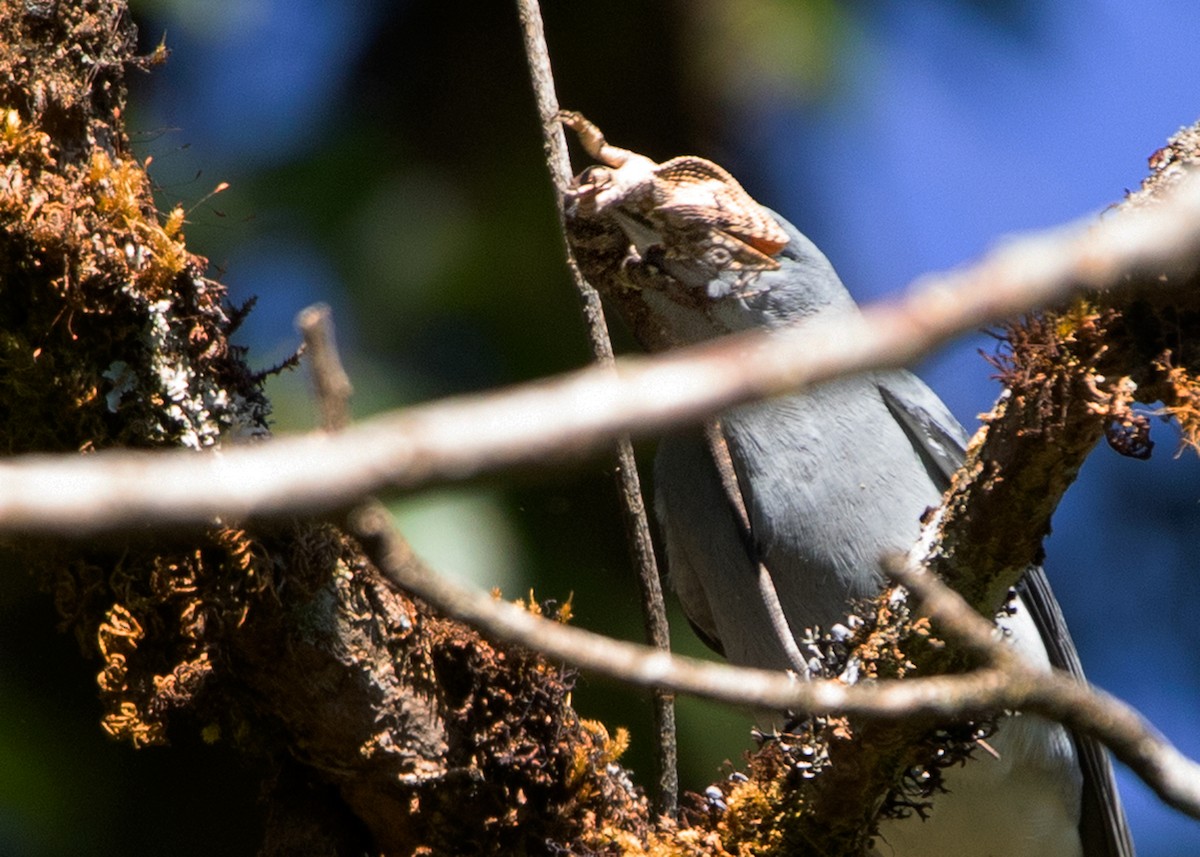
3;0;1200;853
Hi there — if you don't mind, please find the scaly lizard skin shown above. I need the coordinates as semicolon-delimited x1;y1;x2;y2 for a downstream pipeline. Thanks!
558;111;788;278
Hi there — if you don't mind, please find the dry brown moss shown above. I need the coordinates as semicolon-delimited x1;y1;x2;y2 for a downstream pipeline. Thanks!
0;0;276;748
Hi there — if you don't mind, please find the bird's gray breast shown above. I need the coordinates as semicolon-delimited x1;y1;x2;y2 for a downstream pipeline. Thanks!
655;372;947;670
725;375;946;634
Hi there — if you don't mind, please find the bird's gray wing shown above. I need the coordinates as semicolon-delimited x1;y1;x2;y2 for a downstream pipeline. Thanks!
654;429;811;671
877;371;1134;857
1021;567;1136;857
876;371;969;487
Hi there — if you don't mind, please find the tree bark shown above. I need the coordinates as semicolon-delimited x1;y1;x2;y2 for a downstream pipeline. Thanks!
0;3;646;854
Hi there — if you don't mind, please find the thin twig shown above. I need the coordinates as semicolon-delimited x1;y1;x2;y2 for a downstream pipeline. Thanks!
2;174;1200;535
703;421;808;673
885;558;1200;820
348;502;1200;819
515;0;677;815
882;557;1020;668
297;303;354;432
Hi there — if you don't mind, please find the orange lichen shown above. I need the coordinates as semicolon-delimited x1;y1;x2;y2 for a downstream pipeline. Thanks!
1156;356;1200;452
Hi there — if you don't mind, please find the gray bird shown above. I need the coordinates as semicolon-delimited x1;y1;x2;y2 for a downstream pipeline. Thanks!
601;206;1131;855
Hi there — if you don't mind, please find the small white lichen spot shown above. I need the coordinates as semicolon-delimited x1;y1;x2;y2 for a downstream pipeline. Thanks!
101;360;137;413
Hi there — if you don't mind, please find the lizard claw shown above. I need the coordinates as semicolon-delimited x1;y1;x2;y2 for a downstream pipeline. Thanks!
557;109;634;168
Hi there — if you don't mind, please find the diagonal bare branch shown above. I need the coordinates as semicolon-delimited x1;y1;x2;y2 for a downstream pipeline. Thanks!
2;172;1200;537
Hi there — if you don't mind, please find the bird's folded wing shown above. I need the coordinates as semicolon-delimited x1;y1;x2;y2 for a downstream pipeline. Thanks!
876;371;1134;857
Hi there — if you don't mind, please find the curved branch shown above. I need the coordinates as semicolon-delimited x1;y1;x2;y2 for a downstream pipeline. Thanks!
348;504;1200;819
